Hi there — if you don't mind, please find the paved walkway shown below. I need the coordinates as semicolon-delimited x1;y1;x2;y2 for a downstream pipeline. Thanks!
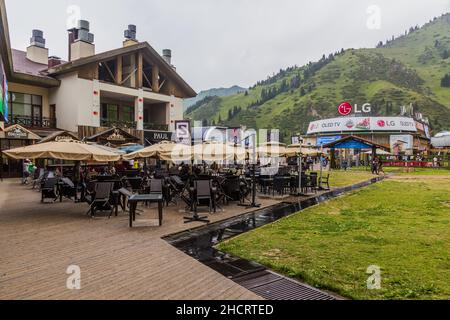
0;179;280;300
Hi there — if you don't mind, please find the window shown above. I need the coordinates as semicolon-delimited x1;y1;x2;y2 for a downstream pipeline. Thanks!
120;106;134;123
8;92;42;119
101;103;119;121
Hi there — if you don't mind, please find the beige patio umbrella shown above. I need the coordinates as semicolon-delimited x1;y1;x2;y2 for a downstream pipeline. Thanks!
158;142;193;163
192;141;239;163
257;142;287;158
123;140;193;163
285;144;322;157
3;139;121;162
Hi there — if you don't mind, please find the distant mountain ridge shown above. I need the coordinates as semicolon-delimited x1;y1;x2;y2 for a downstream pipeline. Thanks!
186;13;450;142
184;86;246;111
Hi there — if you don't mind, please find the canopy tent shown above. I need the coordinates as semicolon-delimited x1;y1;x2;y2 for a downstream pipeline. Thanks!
3;139;121;162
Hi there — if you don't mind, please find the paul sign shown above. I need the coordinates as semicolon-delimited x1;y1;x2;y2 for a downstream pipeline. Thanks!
338;102;372;116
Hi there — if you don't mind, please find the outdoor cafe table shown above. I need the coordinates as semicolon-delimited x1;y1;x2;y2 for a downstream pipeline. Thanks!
128;194;164;228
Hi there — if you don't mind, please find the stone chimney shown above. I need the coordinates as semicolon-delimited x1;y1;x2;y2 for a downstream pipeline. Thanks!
26;30;49;65
68;20;95;61
123;25;138;47
162;49;172;65
48;56;62;68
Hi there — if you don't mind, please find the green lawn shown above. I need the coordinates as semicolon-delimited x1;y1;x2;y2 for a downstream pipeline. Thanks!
384;167;450;176
219;176;450;300
327;170;376;188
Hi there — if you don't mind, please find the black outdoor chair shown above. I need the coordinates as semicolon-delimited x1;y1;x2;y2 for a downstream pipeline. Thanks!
321;173;331;190
59;177;77;202
307;173;318;194
272;176;287;196
147;178;168;206
126;177;143;194
85;182;114;218
184;180;212;224
41;178;58;203
223;176;242;203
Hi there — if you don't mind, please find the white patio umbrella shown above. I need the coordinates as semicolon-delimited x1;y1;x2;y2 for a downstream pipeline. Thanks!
4;139;121;162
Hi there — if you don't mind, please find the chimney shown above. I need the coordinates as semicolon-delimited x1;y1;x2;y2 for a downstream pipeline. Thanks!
26;30;49;65
123;25;138;47
48;56;62;68
68;20;95;61
162;49;172;65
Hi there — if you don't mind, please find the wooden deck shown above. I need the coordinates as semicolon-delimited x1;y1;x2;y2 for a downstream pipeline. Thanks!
0;179;279;300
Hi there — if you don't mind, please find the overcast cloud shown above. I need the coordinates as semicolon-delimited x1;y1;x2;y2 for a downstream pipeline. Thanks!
5;0;450;92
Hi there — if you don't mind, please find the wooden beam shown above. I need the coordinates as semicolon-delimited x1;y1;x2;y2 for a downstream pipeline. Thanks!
143;71;152;88
158;79;166;91
152;65;160;93
137;52;143;88
104;62;116;83
116;56;122;85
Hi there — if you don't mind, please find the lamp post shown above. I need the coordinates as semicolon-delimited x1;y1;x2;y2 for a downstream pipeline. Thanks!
297;137;305;197
239;133;260;208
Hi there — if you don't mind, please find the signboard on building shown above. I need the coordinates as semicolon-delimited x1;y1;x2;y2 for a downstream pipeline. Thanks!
307;117;417;135
144;130;172;145
317;136;342;146
6;127;28;139
175;120;191;145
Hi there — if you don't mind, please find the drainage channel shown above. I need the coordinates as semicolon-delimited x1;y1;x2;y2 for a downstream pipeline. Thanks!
164;176;385;301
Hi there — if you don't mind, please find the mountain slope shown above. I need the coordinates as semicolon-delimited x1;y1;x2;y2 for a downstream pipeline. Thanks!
183;85;246;111
186;13;450;141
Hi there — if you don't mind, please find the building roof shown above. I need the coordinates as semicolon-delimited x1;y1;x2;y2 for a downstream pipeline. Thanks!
46;42;197;98
11;49;51;77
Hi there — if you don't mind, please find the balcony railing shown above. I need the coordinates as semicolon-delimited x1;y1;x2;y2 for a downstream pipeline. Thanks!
101;119;137;129
10;116;57;129
143;123;169;131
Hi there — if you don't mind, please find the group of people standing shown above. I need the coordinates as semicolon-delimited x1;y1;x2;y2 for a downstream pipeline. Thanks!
371;157;385;175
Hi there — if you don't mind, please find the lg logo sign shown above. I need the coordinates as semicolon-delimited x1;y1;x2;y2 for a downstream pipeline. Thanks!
338;102;372;116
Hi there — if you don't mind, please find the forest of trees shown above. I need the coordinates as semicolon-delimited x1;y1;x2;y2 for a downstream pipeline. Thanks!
441;74;450;87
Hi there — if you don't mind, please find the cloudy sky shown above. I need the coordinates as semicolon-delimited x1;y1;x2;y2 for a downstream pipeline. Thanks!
5;0;450;92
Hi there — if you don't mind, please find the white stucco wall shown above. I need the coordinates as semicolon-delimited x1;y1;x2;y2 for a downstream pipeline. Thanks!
49;72;95;132
50;75;184;133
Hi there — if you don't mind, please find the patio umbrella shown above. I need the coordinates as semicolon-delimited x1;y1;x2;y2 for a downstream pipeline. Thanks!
364;149;392;155
285;144;322;157
124;141;192;163
257;142;287;158
89;143;126;156
118;143;144;154
3;139;121;162
193;141;237;163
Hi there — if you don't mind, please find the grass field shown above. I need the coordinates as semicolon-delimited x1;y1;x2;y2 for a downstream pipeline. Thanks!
327;170;376;188
219;174;450;300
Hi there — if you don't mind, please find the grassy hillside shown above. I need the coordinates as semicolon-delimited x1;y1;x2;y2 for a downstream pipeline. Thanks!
186;13;450;142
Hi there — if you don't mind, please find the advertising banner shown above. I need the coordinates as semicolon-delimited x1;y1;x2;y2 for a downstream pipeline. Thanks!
317;136;342;146
307;117;417;134
390;135;414;156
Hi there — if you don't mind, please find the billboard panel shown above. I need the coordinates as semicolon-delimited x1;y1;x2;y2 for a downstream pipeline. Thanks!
390;135;414;156
307;117;417;135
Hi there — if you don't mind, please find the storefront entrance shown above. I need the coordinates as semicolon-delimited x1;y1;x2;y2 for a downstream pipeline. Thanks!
0;125;41;178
